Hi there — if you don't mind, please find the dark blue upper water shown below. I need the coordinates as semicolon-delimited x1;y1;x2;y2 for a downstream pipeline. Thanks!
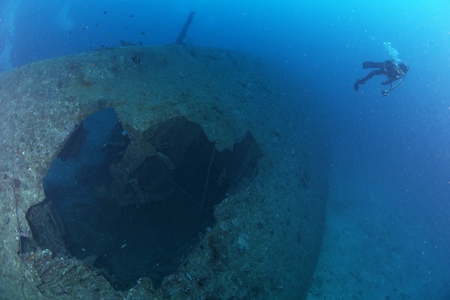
1;1;449;298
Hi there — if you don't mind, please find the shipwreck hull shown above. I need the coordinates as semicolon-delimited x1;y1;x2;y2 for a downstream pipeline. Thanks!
0;45;328;299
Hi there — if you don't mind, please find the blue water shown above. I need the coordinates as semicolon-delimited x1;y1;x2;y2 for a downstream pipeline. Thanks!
1;0;449;298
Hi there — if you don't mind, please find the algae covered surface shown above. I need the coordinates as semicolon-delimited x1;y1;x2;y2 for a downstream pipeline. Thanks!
0;45;328;299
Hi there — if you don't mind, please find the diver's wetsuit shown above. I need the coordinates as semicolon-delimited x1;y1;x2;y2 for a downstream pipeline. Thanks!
354;60;408;91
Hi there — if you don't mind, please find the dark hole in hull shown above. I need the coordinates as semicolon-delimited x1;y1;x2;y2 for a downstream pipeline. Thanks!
26;108;262;291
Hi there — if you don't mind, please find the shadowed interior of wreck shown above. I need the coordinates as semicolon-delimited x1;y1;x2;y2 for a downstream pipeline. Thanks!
25;108;262;290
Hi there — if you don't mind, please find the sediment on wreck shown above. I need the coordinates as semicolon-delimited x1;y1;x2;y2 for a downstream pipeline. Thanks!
0;45;328;300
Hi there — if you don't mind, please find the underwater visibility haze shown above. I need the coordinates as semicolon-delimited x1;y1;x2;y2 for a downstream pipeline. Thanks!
0;0;450;299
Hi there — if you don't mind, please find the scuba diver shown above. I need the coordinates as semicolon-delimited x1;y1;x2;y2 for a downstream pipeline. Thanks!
354;60;409;96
